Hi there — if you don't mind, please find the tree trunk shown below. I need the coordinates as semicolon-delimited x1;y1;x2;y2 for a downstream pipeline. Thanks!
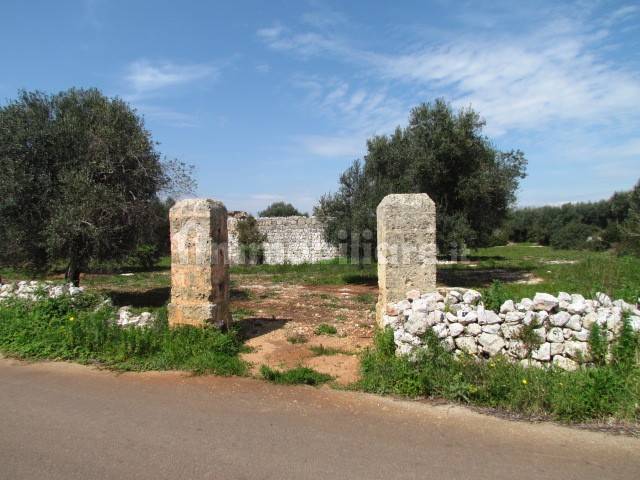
65;260;81;287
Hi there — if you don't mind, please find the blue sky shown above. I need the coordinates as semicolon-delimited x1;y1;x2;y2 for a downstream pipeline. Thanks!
1;0;639;214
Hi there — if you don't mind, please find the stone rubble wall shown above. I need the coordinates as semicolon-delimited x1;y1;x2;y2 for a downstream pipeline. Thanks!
0;280;84;301
0;280;156;328
383;288;640;371
228;215;339;265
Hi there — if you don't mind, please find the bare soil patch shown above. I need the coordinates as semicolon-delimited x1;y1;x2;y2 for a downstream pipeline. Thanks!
231;279;377;384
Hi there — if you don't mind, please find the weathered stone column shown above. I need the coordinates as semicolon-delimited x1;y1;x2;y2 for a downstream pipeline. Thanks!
376;194;437;325
168;199;231;328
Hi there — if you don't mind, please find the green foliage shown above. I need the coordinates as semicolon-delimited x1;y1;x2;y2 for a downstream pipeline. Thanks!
0;296;246;375
129;244;161;270
619;180;640;256
259;365;333;385
315;99;527;254
315;323;338;335
0;89;194;284
611;316;640;369
506;182;639;253
482;280;510;312
258;201;306;217
237;215;267;265
588;323;607;367
549;221;603;251
359;328;640;422
515;320;543;359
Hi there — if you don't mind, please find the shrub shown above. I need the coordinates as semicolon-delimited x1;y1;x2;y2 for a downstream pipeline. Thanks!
260;365;332;385
237;215;267;265
515;320;543;359
315;323;338;335
588;322;607;366
482;280;510;312
129;244;161;270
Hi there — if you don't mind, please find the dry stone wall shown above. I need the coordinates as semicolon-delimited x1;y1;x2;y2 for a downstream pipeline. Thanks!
383;288;640;371
228;214;339;265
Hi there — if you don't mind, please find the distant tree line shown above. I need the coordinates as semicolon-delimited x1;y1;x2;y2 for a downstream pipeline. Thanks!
502;180;640;254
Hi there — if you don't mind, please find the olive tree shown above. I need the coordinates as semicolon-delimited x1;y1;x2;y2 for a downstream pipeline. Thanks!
315;99;527;255
0;88;195;284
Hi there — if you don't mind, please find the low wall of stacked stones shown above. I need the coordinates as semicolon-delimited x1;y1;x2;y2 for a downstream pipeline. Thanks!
228;216;339;265
382;288;640;371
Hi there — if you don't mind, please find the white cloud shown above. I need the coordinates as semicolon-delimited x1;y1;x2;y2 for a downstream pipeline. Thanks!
134;105;198;128
124;60;217;97
258;8;640;137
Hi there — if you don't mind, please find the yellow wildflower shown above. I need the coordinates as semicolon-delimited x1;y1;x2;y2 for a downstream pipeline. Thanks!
521;379;528;385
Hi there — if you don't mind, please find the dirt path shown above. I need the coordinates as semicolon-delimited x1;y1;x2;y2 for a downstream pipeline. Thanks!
1;358;638;480
231;279;377;383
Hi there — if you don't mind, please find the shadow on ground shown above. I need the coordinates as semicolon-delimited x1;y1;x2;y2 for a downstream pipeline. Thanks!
234;317;289;341
106;287;170;307
437;268;532;288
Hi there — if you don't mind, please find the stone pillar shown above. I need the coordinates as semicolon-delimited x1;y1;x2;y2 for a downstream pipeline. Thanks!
376;194;437;325
168;199;231;328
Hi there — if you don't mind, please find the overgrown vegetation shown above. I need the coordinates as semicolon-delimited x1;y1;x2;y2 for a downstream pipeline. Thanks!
236;215;267;265
359;326;640;422
0;295;246;375
260;365;333;385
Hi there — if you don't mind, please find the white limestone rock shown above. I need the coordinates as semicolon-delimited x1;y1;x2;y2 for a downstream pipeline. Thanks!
564;341;589;360
500;300;515;313
553;355;578;371
547;327;564;343
532;342;551;361
465;323;482;336
448;323;464;337
550;311;570;327
533;293;558;312
478;333;506;356
478;309;502;325
462;289;482;305
404;311;428;336
455;336;478;354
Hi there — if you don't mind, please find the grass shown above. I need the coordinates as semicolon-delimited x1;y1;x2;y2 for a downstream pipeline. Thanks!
0;295;247;376
354;293;376;304
309;344;352;356
231;307;256;320
358;326;640;423
230;258;376;286
260;365;333;385
315;323;338;335
463;244;640;303
286;333;308;344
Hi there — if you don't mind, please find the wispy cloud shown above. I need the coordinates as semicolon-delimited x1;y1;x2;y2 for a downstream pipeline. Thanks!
134;105;198;128
258;7;640;137
124;60;217;98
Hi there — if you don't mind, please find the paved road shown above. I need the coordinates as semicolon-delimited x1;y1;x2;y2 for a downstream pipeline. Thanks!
1;358;638;480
